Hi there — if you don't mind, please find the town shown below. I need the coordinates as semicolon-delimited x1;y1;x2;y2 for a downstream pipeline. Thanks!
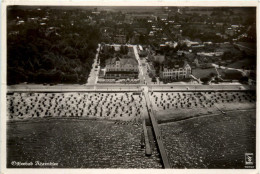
7;6;256;86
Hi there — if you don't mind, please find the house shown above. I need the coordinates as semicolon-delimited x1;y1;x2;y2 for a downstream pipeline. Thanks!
182;39;200;47
114;35;127;44
231;25;240;29
216;22;224;26
203;42;213;45
16;20;25;25
173;24;182;29
177;50;190;56
149;31;155;36
27;17;38;23
153;54;165;63
215;23;224;29
192;45;205;48
225;28;235;36
165;41;178;48
105;57;139;79
160;61;191;80
134;28;147;34
197;52;224;57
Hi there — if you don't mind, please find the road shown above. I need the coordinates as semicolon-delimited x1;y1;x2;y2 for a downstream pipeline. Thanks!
87;44;101;88
132;45;155;85
141;58;155;85
133;45;146;84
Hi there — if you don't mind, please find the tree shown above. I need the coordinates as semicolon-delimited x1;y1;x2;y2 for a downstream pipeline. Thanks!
200;77;210;85
152;77;156;82
7;8;100;85
120;45;128;55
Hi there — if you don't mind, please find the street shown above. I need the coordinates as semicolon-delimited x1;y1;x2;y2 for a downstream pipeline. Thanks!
132;45;146;84
132;45;155;85
87;44;101;87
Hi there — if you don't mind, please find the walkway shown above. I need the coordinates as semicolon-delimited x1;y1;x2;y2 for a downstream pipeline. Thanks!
211;63;251;76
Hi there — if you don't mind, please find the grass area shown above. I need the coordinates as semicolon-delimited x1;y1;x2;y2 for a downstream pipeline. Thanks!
7;119;162;168
192;68;219;79
192;67;246;80
160;110;256;168
227;59;256;69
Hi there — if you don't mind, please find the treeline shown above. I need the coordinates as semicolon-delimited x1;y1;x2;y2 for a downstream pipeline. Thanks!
99;45;129;68
7;7;100;85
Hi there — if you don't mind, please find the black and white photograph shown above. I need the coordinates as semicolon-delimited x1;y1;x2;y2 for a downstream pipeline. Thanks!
1;1;258;173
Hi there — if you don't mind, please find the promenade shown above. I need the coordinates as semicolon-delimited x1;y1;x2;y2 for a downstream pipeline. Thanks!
7;83;255;93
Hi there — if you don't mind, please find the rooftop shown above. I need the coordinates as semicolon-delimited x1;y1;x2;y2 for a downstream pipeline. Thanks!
163;61;190;69
105;57;138;66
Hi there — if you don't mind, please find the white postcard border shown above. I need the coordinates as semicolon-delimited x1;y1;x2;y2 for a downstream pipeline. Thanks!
1;1;259;174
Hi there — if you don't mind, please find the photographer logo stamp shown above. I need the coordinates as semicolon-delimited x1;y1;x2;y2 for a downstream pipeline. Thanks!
245;153;254;168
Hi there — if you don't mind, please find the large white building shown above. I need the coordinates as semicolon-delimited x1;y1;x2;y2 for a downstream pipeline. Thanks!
105;57;139;79
160;62;191;80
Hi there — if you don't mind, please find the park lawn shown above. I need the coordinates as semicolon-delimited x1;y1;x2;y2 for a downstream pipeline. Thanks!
192;68;217;79
192;67;245;80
